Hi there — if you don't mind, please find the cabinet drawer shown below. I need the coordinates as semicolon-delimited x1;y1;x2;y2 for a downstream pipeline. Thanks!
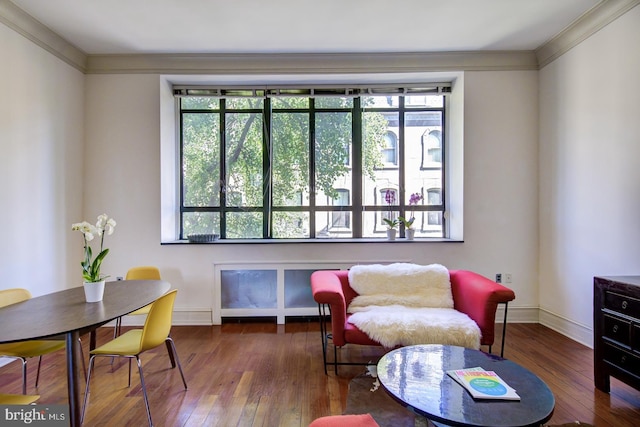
632;324;640;353
604;343;640;377
604;291;640;318
603;314;631;346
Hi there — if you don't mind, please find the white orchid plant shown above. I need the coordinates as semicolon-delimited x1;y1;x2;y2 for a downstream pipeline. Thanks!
72;214;116;283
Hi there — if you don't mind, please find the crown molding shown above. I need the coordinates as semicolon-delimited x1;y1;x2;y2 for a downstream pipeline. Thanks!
0;0;87;72
85;51;538;75
536;0;640;68
2;0;638;75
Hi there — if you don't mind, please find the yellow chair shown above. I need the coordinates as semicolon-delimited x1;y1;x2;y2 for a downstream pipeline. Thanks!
112;266;162;338
0;393;40;404
0;288;65;394
81;289;187;426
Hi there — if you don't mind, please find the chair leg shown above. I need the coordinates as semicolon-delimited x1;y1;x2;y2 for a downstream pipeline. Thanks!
165;337;188;389
500;302;509;357
111;318;122;365
35;356;43;388
78;339;87;382
165;338;177;368
128;358;132;387
20;358;27;395
81;355;96;425
135;356;153;427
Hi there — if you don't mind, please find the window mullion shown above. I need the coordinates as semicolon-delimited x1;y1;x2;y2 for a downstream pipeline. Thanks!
220;101;227;239
308;99;317;238
263;99;272;238
352;97;363;237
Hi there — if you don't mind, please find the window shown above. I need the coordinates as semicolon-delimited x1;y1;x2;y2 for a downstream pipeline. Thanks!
427;188;442;227
331;189;350;229
381;131;398;166
422;129;442;166
177;85;448;240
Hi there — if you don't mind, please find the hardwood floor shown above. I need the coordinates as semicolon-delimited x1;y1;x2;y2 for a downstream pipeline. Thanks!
1;322;639;426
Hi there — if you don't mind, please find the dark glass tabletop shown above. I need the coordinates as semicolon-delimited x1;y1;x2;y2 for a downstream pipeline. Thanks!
377;345;555;427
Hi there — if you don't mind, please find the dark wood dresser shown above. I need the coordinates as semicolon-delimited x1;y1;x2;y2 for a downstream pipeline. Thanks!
593;276;640;392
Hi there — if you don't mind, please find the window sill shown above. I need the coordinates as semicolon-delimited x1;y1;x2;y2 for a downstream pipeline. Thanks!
161;238;463;245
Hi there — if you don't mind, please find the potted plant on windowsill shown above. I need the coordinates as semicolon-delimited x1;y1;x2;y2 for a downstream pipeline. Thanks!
383;218;399;240
399;192;423;240
383;189;398;240
72;214;116;302
398;216;415;240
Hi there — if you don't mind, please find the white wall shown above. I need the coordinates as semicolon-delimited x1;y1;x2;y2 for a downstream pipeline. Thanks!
0;22;84;296
539;5;640;346
85;70;540;322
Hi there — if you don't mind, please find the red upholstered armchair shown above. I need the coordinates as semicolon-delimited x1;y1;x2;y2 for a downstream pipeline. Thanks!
311;269;516;374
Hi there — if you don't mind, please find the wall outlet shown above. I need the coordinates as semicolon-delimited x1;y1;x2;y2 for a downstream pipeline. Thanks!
504;273;512;283
495;273;502;283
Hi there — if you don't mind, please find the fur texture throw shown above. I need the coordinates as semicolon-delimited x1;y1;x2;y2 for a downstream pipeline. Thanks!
346;263;481;349
348;263;453;311
348;305;481;349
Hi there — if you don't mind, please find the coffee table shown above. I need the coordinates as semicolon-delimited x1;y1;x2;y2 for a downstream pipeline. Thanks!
377;344;555;427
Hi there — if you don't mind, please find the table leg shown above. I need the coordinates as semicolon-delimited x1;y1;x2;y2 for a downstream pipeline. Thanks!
66;330;81;427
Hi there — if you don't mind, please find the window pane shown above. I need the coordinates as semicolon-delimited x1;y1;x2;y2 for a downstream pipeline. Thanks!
272;212;309;238
226;211;262;238
315;211;352;238
225;112;263;207
362;210;396;238
406;111;442;210
314;112;352;207
315;97;353;109
405;95;443;108
225;98;263;110
182;211;219;236
181;97;219;110
182;113;220;207
271;97;308;109
363;112;399;206
272;112;309;207
362;96;397;108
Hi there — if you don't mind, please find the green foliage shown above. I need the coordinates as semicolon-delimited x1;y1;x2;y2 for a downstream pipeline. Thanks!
181;96;387;238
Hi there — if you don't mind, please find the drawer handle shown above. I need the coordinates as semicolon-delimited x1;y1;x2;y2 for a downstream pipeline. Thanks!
613;325;618;333
622;301;628;309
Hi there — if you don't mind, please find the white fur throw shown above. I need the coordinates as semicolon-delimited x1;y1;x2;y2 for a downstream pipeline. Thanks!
348;263;453;311
348;305;481;349
346;263;480;349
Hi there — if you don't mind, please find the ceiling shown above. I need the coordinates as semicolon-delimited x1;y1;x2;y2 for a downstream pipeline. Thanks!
8;0;602;55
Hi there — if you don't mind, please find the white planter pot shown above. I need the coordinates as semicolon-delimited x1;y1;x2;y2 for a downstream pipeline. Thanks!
83;280;106;303
386;229;397;240
406;228;415;240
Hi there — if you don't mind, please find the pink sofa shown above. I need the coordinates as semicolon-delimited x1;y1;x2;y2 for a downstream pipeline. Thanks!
311;269;516;374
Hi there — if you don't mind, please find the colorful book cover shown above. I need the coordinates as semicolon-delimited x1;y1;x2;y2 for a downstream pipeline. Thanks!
447;367;520;400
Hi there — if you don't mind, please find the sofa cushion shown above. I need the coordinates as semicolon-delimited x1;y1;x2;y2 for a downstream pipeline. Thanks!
309;413;380;427
347;263;453;311
347;305;481;349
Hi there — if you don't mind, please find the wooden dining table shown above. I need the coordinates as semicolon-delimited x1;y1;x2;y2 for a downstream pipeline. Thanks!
0;279;171;427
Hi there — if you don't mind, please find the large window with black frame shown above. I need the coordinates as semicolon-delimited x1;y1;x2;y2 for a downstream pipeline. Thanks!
177;85;448;240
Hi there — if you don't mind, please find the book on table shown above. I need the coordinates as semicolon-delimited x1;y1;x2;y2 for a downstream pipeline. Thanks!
447;367;520;401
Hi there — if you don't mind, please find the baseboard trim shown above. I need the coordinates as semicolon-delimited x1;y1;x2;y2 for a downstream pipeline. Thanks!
538;308;593;348
497;305;539;323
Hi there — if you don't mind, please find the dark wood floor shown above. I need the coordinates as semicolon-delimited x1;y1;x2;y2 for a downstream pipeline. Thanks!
1;322;639;426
